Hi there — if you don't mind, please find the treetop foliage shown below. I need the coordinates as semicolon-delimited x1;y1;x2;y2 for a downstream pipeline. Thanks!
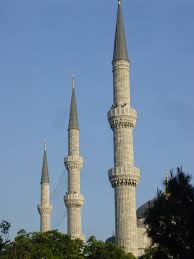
144;167;194;259
1;229;136;259
0;220;11;252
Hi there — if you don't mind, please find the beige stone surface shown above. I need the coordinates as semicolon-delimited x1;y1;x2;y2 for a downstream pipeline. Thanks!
113;61;130;106
108;59;140;256
68;129;79;155
137;226;151;257
38;183;52;232
65;128;84;241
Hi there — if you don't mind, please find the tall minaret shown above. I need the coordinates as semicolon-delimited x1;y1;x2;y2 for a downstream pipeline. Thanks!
38;140;53;232
108;1;140;256
64;77;85;240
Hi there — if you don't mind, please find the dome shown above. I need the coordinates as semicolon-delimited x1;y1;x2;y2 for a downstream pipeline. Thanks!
105;236;115;244
136;200;153;220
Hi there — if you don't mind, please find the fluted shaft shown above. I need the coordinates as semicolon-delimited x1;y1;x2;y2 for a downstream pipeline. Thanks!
68;129;80;156
113;61;130;106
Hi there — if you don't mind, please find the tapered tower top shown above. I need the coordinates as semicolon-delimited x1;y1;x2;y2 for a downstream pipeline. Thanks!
40;139;50;184
113;0;129;62
68;76;79;130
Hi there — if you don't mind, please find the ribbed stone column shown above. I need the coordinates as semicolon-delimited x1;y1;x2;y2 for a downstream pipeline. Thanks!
108;1;140;256
64;78;85;241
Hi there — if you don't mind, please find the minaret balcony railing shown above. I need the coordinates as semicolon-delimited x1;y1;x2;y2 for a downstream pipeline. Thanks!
64;193;84;208
64;155;83;163
108;107;137;129
108;106;136;118
108;166;140;187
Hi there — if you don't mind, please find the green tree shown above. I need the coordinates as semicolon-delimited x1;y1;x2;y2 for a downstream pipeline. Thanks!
144;167;194;259
30;230;84;259
139;246;169;259
2;231;135;259
2;230;84;259
83;236;136;259
0;220;11;253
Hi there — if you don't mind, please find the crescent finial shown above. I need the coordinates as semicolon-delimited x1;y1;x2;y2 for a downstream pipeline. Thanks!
44;138;46;151
72;74;75;89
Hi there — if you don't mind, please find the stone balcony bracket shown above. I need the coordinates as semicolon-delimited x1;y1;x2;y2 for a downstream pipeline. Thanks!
64;193;84;208
37;204;53;215
108;107;137;129
64;155;83;171
108;166;140;187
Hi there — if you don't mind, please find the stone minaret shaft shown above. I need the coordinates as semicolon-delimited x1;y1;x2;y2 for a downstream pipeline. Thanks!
108;1;140;256
38;141;53;232
64;78;85;240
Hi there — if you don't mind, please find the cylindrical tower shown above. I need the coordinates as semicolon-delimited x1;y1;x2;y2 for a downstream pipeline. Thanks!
38;141;53;232
108;1;140;256
64;77;85;241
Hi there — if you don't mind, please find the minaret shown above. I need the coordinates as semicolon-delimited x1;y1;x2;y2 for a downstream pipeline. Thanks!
38;140;53;232
107;1;140;256
64;77;85;240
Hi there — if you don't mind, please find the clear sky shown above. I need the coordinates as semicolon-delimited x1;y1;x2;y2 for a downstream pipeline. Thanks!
1;0;194;241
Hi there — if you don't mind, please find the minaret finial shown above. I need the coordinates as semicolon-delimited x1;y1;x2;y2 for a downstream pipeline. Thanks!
68;76;79;130
72;74;75;89
165;171;169;191
165;170;170;199
44;138;46;151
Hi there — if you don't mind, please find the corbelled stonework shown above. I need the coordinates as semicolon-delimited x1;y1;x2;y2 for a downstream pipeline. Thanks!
108;1;140;256
64;79;85;241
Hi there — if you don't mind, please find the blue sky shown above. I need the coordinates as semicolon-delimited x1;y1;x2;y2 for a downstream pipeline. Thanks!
1;0;194;241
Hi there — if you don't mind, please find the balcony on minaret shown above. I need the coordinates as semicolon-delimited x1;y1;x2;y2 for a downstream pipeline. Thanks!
108;166;140;188
108;106;137;129
64;155;83;171
37;204;53;215
64;193;84;208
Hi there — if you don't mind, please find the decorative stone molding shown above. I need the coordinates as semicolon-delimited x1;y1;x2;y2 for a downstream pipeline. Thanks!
64;155;83;171
112;59;129;71
38;204;53;215
108;107;136;118
65;155;83;163
108;107;137;129
108;166;140;187
64;193;84;208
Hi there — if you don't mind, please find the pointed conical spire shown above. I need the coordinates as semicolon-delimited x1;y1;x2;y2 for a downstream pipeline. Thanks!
68;76;79;130
40;139;50;184
113;0;129;62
